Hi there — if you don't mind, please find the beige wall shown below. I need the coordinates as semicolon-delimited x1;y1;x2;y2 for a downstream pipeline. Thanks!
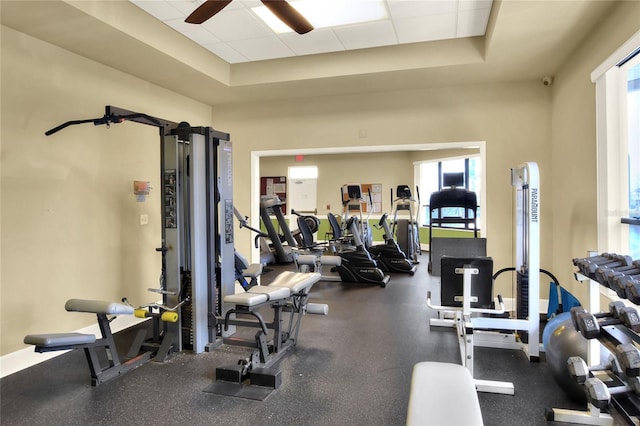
215;82;553;289
0;27;213;355
550;0;640;301
261;152;415;217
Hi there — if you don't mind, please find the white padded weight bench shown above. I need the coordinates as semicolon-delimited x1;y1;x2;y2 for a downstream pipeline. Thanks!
406;362;483;426
205;271;327;399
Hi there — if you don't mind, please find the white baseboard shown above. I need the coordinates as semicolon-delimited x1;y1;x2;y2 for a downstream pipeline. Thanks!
0;314;147;379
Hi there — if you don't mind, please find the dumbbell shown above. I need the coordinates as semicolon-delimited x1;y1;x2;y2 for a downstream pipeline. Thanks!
570;343;640;381
584;375;640;409
581;254;633;276
604;260;640;283
595;260;640;287
573;253;615;267
574;253;617;274
624;278;640;304
573;253;618;274
610;271;640;298
570;302;625;330
567;355;622;384
615;343;640;377
572;304;640;339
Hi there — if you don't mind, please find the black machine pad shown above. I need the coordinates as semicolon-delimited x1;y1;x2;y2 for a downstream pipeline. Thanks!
440;256;493;309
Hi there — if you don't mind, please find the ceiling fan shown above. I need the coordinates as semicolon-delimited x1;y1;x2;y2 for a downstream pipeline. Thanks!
185;0;314;35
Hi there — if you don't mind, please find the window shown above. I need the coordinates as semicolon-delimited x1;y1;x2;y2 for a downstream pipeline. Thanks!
416;155;481;229
624;55;640;257
592;31;640;258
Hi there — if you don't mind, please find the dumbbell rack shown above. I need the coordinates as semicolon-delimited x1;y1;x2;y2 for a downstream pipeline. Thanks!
547;269;640;425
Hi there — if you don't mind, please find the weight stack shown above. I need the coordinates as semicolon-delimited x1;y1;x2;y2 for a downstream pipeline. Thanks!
517;270;529;343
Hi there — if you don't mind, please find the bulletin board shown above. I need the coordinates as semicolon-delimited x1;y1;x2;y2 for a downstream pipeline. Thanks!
342;183;382;213
261;176;286;214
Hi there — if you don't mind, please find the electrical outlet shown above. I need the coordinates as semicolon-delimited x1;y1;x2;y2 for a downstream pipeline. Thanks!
140;214;149;225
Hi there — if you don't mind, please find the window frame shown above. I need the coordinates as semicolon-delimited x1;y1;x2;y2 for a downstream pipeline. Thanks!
591;30;640;254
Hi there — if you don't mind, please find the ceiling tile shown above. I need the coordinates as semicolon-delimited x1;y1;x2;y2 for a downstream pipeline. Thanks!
165;18;221;45
131;0;184;20
279;29;345;56
227;36;295;61
203;42;249;64
457;8;491;38
387;0;458;20
165;0;201;16
394;13;458;44
200;8;272;42
332;20;397;50
459;0;493;11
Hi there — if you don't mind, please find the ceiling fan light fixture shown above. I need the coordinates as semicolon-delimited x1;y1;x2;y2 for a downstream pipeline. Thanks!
253;0;388;34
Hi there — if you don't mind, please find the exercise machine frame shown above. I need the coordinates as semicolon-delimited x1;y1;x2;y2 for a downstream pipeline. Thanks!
430;162;541;361
428;261;515;395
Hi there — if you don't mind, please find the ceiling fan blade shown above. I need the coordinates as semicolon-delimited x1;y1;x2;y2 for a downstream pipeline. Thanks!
262;0;313;34
185;0;232;24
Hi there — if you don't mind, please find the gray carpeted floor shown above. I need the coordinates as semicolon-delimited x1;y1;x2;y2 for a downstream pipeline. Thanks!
1;253;584;425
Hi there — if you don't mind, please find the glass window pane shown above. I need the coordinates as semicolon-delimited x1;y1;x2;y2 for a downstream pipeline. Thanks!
441;158;465;188
627;59;640;258
419;162;439;226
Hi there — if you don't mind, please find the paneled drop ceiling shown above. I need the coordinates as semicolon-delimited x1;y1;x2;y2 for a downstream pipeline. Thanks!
130;0;493;64
0;1;620;105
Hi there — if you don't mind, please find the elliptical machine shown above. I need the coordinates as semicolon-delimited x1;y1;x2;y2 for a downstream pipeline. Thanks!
368;212;417;275
328;213;390;287
391;185;421;263
340;185;373;248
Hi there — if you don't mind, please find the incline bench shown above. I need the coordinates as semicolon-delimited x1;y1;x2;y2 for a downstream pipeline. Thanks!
24;298;177;386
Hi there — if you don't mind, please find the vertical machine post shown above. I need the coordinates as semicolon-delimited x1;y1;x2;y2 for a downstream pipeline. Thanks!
510;162;540;360
469;162;540;361
162;134;184;350
215;135;236;341
161;125;235;353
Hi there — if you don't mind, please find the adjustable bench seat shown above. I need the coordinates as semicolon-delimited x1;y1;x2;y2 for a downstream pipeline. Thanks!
268;271;321;293
24;332;96;347
64;299;134;315
406;362;483;426
24;299;134;351
224;272;322;308
224;286;291;307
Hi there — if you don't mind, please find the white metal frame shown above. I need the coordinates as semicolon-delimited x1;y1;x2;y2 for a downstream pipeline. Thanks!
546;271;615;425
428;266;515;395
430;162;541;360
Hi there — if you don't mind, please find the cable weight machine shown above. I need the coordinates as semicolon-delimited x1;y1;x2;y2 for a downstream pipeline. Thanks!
45;106;236;356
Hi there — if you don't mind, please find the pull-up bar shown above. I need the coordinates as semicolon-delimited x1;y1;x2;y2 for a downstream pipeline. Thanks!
44;105;175;136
